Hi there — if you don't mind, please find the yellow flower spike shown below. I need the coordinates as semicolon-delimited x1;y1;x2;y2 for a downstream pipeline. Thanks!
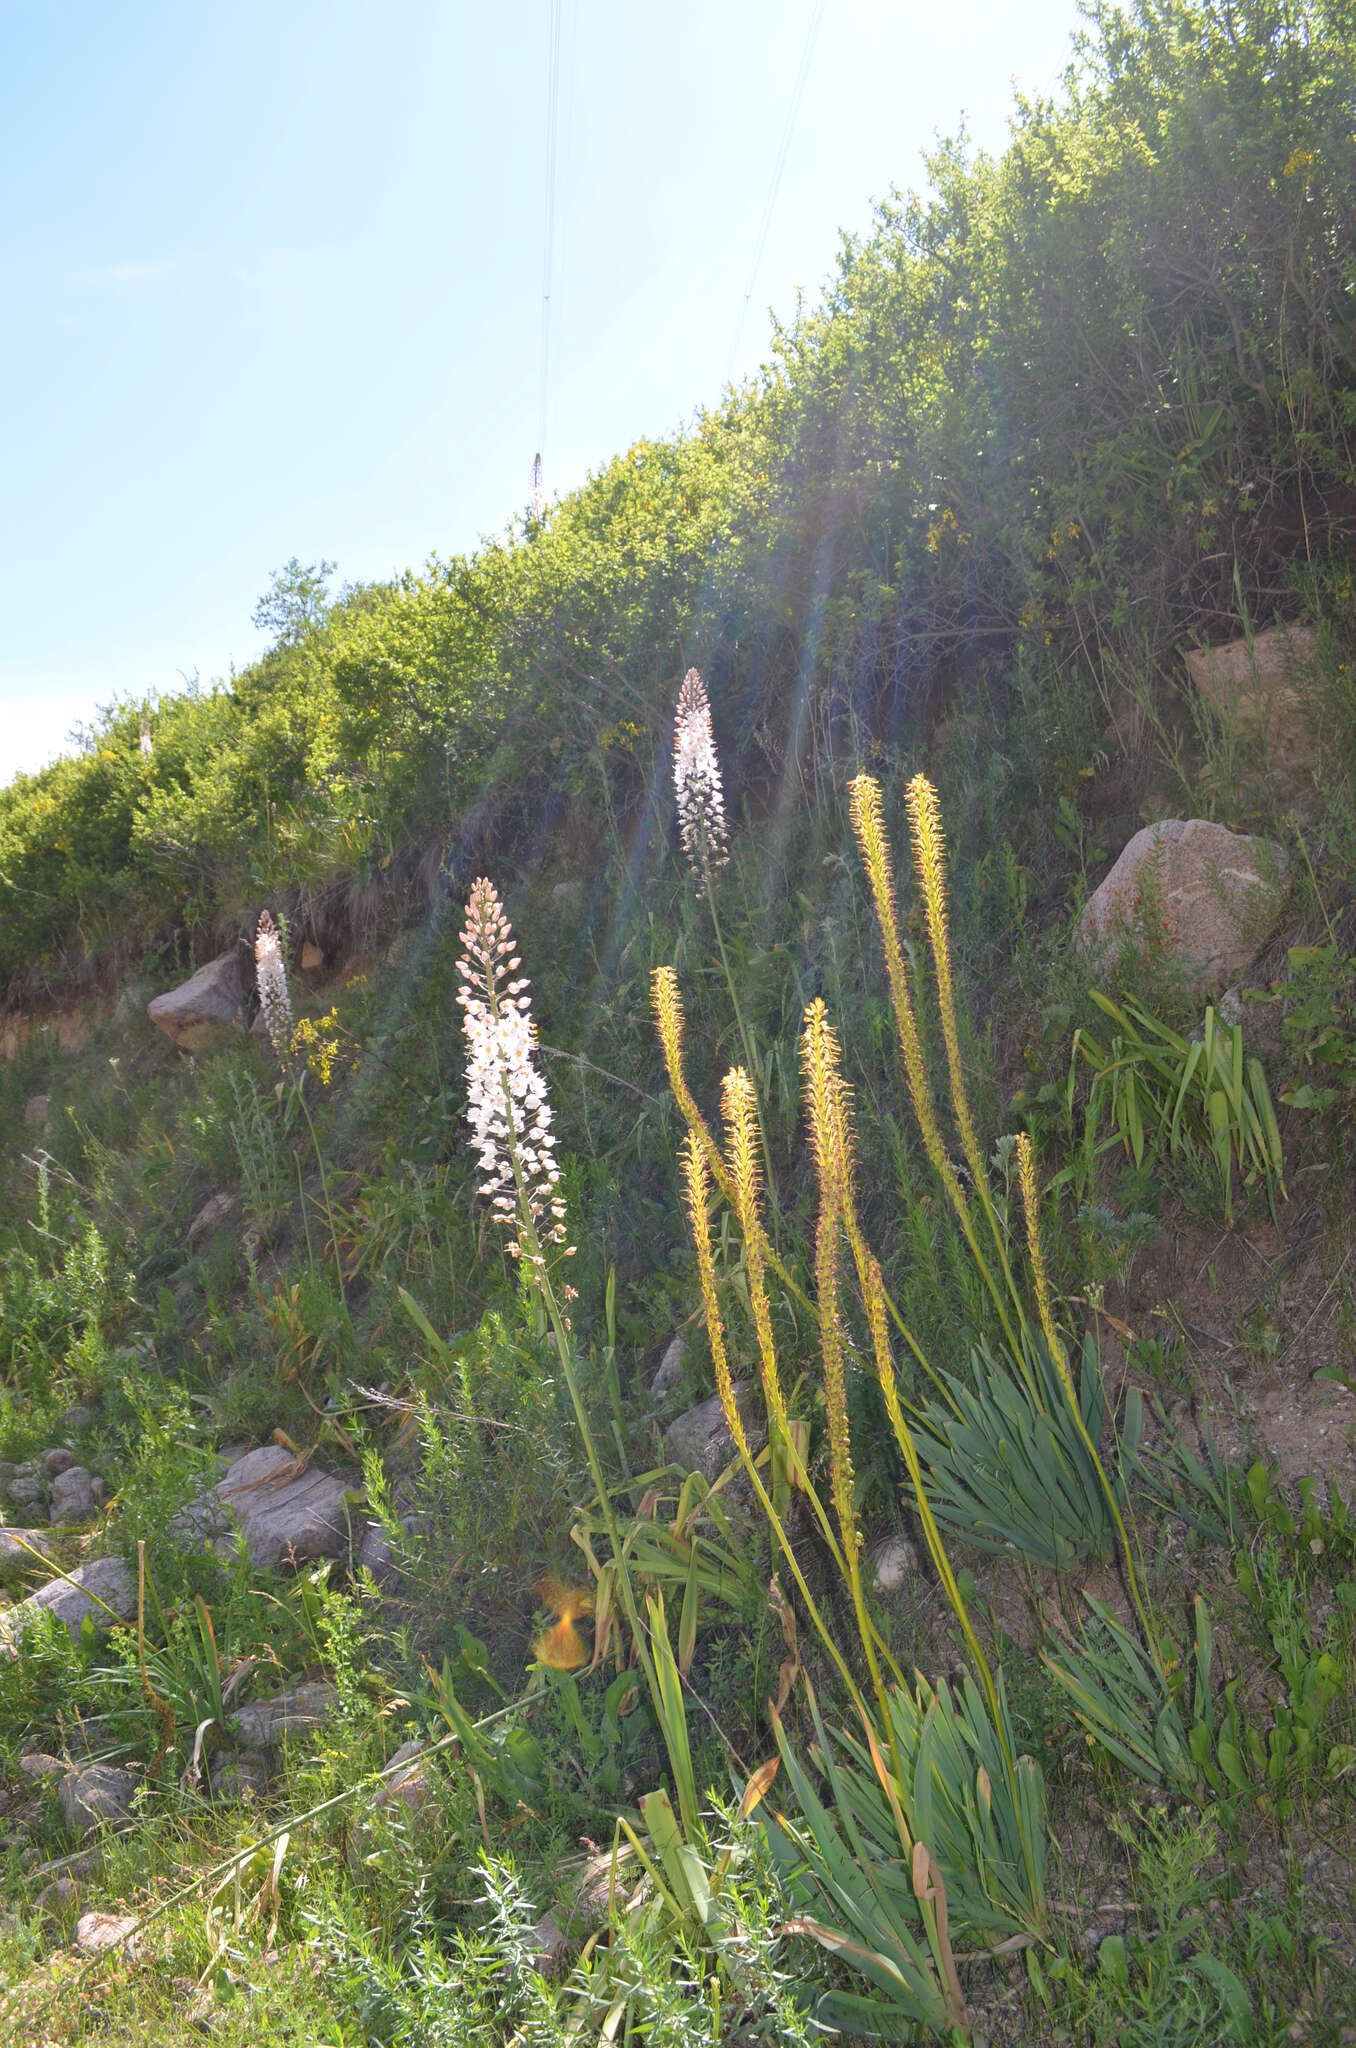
681;1131;870;1722
721;1063;857;1582
903;772;983;1190
681;1132;752;1468
653;966;737;1210
719;1069;790;1442
896;771;1030;1354
1015;1132;1064;1370
848;776;964;1216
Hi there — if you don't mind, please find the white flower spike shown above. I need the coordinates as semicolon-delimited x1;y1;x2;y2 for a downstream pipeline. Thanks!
673;667;729;895
255;911;294;1065
457;877;569;1267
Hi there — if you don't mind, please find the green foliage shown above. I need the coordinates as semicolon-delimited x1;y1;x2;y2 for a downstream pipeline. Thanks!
913;1330;1141;1570
1066;991;1286;1221
5;0;1355;996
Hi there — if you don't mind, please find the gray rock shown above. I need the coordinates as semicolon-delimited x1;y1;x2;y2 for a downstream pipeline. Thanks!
0;1527;55;1567
187;1189;237;1246
3;1464;45;1510
357;1520;399;1589
662;1385;767;1486
37;1875;79;1916
74;1910;139;1954
1080;819;1288;995
58;1402;93;1435
23;1093;50;1134
1219;982;1284;1057
18;1752;66;1780
208;1747;270;1802
42;1448;75;1477
533;1909;569;1978
871;1534;921;1593
371;1739;432;1816
146;951;243;1051
4;1556;135;1643
227;1679;338;1751
59;1764;137;1834
651;1335;687;1396
174;1443;357;1569
49;1466;96;1524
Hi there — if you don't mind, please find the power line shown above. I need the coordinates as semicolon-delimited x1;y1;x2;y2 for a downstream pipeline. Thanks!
538;0;564;476
726;0;825;387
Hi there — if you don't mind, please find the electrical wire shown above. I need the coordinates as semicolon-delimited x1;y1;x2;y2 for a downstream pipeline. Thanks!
538;0;565;477
726;0;825;387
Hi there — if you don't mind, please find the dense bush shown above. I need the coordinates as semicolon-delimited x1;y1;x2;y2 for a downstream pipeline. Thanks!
2;0;1353;1001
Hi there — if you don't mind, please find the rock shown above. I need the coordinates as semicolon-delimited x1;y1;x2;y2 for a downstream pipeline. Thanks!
187;1189;237;1246
58;1402;93;1435
356;1521;398;1588
146;951;243;1051
550;880;584;914
1219;982;1284;1057
18;1752;67;1780
3;1463;45;1509
227;1680;338;1751
662;1385;767;1486
371;1739;432;1817
37;1875;79;1916
0;1527;54;1567
1185;624;1318;783
871;1534;921;1593
532;1909;569;1978
651;1336;687;1396
300;940;325;972
208;1747;271;1802
42;1447;75;1477
4;1556;135;1643
59;1764;137;1834
23;1093;50;1134
74;1910;139;1954
1079;819;1288;995
173;1443;357;1569
49;1466;96;1524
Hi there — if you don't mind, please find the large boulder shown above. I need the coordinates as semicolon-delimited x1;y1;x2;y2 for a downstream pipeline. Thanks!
227;1679;338;1750
1185;624;1318;784
662;1385;767;1486
3;1556;134;1643
1079;819;1288;995
0;1526;54;1566
146;952;243;1050
173;1443;357;1569
59;1764;137;1834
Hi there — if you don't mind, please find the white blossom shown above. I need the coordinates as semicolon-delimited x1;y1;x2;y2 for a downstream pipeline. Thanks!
457;878;568;1263
255;911;294;1065
673;668;728;893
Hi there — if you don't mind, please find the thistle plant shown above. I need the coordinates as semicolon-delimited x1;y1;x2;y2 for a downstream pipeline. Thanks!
671;668;779;1234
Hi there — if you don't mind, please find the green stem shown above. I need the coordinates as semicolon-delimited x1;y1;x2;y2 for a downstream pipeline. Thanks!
296;1080;347;1309
708;883;782;1243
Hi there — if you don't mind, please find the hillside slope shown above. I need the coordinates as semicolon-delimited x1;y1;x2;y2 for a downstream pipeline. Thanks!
3;4;1356;2044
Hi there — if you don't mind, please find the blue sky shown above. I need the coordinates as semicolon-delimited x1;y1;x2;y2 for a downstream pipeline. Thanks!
0;0;1081;785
